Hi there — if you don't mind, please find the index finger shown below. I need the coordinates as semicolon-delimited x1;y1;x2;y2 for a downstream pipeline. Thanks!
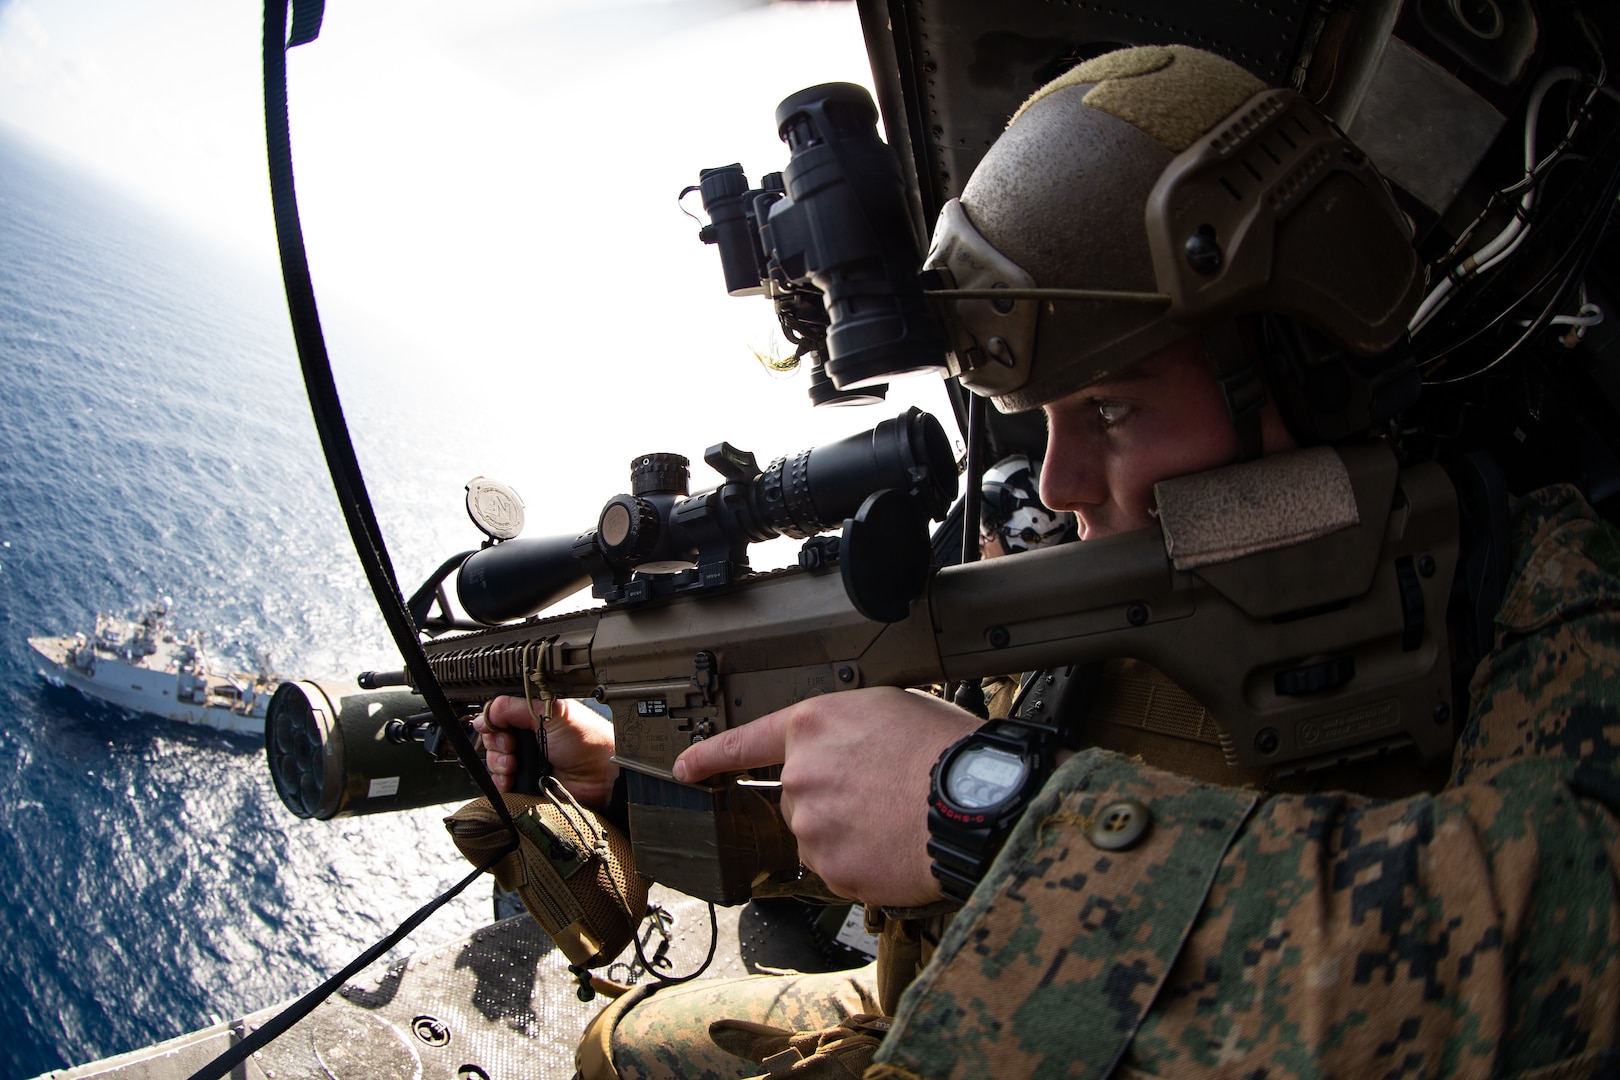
674;709;789;784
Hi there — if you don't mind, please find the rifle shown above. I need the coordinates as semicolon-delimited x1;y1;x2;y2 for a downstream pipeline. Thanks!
401;432;1458;906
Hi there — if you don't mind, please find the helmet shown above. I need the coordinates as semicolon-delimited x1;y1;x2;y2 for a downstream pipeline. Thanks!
980;454;1074;554
924;45;1425;419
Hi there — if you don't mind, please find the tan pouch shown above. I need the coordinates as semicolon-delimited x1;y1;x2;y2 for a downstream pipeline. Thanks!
445;783;648;969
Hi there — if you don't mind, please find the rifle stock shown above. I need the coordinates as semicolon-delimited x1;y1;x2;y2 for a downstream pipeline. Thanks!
419;442;1458;904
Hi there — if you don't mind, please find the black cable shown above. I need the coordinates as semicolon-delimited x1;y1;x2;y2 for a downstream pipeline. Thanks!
1469;195;1614;377
1422;228;1595;383
190;5;539;1077
262;1;515;829
627;900;720;987
406;549;474;627
1431;75;1601;269
1424;194;1620;385
1422;136;1620;384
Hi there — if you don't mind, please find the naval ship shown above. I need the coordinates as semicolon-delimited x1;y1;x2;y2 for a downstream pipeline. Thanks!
28;599;278;736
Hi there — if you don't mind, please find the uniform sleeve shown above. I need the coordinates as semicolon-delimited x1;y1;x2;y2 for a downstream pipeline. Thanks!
873;487;1620;1080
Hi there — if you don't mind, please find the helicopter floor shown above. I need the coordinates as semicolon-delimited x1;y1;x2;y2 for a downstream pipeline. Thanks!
39;886;871;1080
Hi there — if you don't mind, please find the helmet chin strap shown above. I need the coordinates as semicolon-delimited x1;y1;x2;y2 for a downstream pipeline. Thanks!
1202;322;1268;461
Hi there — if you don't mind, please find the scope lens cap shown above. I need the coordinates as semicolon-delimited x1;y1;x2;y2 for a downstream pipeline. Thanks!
840;489;930;623
465;476;526;541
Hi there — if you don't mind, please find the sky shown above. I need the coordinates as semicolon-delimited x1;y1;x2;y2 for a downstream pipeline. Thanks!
0;0;960;581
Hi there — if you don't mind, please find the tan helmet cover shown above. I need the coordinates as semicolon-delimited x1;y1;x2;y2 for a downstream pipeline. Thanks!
925;45;1424;413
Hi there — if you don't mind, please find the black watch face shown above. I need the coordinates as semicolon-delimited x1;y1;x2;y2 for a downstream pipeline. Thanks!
944;743;1030;810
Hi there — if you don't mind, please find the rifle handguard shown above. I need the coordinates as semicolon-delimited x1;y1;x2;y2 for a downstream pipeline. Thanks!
445;787;648;968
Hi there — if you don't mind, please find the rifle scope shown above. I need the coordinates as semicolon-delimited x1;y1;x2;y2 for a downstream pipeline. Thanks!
456;407;955;624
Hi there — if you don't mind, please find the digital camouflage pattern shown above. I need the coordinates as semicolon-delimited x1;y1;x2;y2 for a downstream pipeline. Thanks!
598;965;883;1078
591;486;1620;1078
875;484;1620;1078
593;903;946;1077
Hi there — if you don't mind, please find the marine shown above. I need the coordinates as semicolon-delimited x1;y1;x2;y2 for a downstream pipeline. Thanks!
477;44;1620;1078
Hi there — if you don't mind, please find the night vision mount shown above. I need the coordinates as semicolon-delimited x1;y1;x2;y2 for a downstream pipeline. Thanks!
690;83;947;405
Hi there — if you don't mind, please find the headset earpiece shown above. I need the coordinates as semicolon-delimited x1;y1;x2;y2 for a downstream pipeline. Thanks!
1255;313;1420;445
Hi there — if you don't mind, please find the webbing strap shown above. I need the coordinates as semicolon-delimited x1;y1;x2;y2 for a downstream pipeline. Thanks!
960;392;986;566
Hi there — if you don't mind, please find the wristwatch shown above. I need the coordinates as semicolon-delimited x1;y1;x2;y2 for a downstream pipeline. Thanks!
926;717;1055;903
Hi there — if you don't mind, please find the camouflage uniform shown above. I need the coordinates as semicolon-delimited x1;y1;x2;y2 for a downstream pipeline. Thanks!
593;485;1620;1078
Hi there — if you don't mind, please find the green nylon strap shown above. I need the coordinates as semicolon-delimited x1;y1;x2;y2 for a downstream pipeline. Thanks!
876;750;1260;1079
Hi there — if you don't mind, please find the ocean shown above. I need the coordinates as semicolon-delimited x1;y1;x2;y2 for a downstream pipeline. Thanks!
0;129;498;1077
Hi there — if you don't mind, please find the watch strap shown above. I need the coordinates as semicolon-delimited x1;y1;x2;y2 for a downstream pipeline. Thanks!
927;718;1054;903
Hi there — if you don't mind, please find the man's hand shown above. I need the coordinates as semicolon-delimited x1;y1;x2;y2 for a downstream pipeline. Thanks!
674;687;980;909
474;696;619;810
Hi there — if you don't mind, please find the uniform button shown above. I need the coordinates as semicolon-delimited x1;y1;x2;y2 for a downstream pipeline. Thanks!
1088;799;1151;851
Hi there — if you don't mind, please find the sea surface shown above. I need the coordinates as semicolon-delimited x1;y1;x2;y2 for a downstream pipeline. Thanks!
0;129;500;1077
